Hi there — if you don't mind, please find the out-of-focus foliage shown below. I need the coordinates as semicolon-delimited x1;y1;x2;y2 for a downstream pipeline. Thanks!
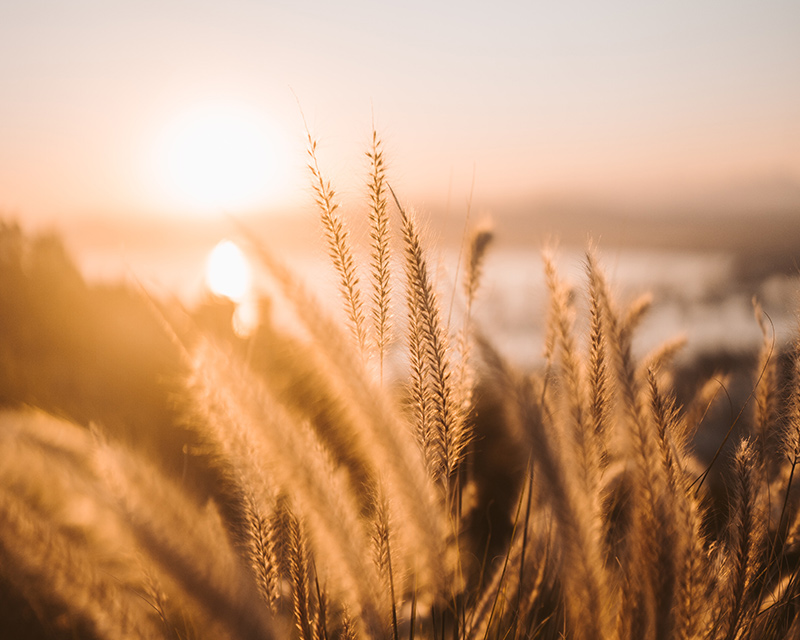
0;222;187;464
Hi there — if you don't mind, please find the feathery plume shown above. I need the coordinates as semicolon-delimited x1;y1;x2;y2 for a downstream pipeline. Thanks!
393;187;468;489
306;131;369;355
366;129;393;381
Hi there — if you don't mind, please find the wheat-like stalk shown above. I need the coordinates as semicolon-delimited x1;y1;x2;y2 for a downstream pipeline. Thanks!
286;504;314;640
718;439;768;640
366;129;393;382
754;299;780;479
305;132;369;355
586;249;613;469
394;188;468;493
543;250;599;496
453;223;493;434
371;485;399;640
462;223;493;314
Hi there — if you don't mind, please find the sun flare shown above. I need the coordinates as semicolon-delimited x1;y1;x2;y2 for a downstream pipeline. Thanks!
153;103;281;214
205;240;252;302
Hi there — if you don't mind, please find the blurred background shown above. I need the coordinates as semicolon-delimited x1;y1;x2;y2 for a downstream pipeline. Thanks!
1;0;799;367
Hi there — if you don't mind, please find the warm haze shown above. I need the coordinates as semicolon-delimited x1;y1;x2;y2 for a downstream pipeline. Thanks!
2;1;798;226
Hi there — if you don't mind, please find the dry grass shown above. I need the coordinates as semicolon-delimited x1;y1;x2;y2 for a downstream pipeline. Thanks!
2;132;800;640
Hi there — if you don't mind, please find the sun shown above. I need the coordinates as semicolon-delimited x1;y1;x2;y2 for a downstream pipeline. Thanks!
152;102;281;214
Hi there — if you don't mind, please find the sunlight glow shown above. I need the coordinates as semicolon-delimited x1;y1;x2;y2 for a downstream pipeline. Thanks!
153;103;279;213
206;240;252;302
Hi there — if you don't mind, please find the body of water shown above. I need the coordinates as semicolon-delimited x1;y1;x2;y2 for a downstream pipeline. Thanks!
74;230;799;372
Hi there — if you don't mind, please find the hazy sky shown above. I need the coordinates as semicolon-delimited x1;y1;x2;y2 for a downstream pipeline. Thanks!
1;0;799;229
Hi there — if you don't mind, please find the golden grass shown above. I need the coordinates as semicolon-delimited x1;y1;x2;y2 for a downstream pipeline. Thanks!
3;132;800;640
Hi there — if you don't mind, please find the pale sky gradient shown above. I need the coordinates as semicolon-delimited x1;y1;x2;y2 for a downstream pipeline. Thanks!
1;0;799;230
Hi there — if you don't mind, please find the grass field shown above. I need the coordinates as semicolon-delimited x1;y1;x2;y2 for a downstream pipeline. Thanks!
2;131;800;640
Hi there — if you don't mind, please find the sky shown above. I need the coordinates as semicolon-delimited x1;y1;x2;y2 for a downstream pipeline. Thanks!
1;0;799;236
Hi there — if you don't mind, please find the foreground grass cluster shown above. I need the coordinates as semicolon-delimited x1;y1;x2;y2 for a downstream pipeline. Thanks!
2;133;800;640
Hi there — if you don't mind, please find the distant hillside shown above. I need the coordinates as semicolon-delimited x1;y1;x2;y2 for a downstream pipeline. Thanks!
490;207;797;250
420;180;800;283
426;177;800;259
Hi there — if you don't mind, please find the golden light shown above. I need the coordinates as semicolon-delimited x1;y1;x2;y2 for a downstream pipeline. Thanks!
152;103;280;213
205;240;260;337
206;240;252;302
